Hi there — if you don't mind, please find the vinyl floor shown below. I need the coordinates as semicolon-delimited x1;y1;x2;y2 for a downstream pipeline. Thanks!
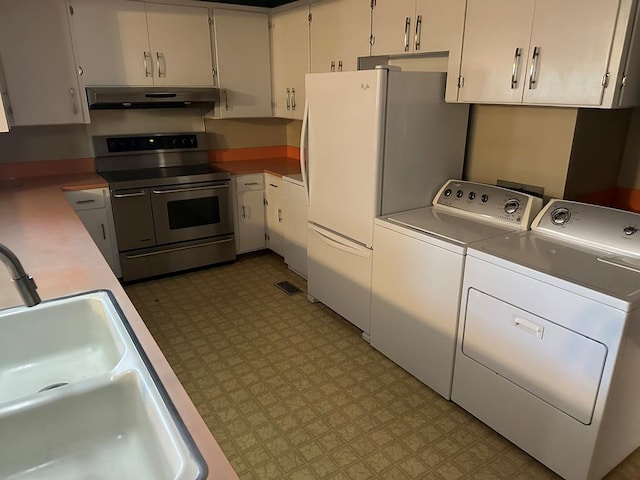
125;251;640;480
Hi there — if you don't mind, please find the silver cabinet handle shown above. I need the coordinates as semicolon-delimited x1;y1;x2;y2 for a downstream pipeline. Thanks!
101;223;106;240
144;51;152;77
243;182;259;186
331;60;336;72
286;88;291;110
414;15;422;51
404;17;411;52
151;184;228;194
291;88;296;110
277;208;282;222
69;88;78;115
156;52;165;78
75;199;95;204
338;60;343;72
113;191;146;198
223;88;229;111
269;183;279;188
529;46;540;89
511;47;522;89
242;205;247;218
78;65;84;77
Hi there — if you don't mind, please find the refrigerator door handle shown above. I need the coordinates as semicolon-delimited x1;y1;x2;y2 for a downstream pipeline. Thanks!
299;99;310;205
309;225;371;258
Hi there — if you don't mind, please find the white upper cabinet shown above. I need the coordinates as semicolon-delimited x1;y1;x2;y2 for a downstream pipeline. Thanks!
69;0;213;87
310;0;371;73
0;93;8;132
270;5;309;119
212;9;272;118
371;0;466;57
0;0;86;126
458;0;638;107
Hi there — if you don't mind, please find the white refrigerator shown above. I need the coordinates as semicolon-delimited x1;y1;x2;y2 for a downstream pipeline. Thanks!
300;67;469;337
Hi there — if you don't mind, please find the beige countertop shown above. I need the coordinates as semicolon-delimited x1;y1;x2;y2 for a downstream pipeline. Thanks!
0;174;239;480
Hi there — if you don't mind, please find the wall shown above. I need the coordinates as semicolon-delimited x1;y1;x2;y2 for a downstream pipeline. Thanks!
204;117;289;149
465;105;578;199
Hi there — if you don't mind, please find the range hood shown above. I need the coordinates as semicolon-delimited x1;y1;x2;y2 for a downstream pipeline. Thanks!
86;87;218;109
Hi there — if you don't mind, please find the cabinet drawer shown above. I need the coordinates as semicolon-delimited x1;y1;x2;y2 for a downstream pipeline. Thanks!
235;174;264;192
64;188;106;211
265;174;283;193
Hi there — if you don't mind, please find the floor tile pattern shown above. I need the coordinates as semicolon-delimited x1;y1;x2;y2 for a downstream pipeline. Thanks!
125;251;640;479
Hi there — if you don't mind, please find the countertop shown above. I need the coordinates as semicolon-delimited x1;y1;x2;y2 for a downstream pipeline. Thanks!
214;157;301;177
0;173;239;480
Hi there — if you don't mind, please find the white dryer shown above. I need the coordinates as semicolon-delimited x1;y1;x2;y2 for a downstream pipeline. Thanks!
452;200;640;480
370;180;542;399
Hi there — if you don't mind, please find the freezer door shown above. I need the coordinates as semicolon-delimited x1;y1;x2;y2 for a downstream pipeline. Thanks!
305;70;386;248
307;223;373;334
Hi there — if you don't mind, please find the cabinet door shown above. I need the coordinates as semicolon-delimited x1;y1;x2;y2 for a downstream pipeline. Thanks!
69;0;151;86
310;0;371;73
0;0;85;125
414;0;466;55
0;94;8;132
283;180;308;278
522;0;620;106
213;10;272;117
146;3;214;87
371;0;415;56
265;190;285;257
76;208;117;273
271;6;309;119
458;0;535;103
236;190;266;254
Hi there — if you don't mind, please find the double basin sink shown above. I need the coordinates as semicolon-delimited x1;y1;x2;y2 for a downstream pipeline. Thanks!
0;290;207;479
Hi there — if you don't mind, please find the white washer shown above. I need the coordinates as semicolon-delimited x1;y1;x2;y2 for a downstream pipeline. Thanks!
370;180;543;399
452;200;640;480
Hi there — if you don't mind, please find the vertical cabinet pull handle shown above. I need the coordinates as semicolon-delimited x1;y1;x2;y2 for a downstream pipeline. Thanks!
529;46;540;89
69;88;78;115
101;223;106;240
511;47;522;89
291;88;296;110
156;52;166;78
404;17;411;52
242;205;246;218
143;52;152;77
338;60;343;72
223;88;229;110
78;65;84;77
286;88;291;110
331;60;336;72
277;208;282;222
414;15;422;51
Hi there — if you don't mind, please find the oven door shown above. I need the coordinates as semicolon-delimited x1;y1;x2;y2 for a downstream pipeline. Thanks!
150;181;233;245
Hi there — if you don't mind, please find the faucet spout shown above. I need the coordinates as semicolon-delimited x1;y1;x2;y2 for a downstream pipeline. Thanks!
0;243;41;307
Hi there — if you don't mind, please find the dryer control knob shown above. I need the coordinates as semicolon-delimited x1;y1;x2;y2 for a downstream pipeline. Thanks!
456;190;464;198
504;199;520;215
550;207;571;225
623;226;638;236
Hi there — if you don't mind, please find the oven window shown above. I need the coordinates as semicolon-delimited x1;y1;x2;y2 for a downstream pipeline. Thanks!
167;197;220;230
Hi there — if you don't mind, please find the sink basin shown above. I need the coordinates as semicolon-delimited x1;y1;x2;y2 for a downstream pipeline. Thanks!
0;373;197;480
0;291;207;480
0;295;125;404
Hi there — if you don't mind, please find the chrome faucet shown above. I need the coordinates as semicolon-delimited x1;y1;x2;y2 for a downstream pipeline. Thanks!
0;243;40;307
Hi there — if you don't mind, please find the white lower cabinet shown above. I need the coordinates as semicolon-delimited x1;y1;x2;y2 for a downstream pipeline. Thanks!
233;174;266;254
283;177;308;278
64;188;121;277
264;174;285;257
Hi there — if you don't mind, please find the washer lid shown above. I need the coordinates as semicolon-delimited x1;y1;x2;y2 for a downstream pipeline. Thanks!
469;231;640;311
382;206;517;248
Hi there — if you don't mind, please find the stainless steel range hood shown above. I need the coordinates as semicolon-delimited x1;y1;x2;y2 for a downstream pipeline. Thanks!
86;87;218;109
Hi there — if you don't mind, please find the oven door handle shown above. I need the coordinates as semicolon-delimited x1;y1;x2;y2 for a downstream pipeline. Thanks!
123;237;233;259
113;191;146;198
151;184;229;195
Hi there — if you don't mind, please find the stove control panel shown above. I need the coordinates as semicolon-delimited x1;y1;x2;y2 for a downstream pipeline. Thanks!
93;132;208;157
433;180;544;230
532;199;640;256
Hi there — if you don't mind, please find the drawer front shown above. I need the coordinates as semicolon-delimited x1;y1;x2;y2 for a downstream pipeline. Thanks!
265;174;282;193
64;188;106;211
235;174;264;192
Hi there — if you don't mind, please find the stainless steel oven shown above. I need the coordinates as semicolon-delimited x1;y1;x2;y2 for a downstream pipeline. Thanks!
95;133;235;281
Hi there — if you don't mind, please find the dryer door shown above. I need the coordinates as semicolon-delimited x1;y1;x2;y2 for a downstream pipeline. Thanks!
461;288;607;424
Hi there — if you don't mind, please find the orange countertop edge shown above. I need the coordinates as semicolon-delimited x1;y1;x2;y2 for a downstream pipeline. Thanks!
0;178;239;480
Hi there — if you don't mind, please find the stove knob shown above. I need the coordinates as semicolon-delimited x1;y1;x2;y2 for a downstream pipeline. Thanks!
481;194;489;203
550;207;571;226
456;189;464;198
623;226;638;236
444;188;452;197
468;192;476;200
504;199;520;215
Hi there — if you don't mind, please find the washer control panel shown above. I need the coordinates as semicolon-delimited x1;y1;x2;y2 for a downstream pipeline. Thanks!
532;199;640;256
434;180;543;229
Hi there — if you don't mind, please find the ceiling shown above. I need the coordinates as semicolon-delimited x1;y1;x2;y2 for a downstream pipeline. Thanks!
202;0;297;7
